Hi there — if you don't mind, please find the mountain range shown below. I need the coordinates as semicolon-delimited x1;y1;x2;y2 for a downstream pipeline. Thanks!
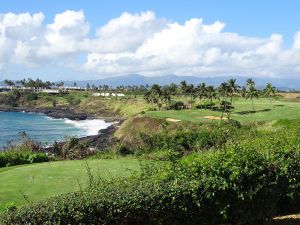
58;74;300;91
1;74;300;90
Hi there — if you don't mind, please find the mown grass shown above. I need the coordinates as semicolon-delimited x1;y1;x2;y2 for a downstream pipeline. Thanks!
0;158;140;211
79;96;149;118
146;98;300;123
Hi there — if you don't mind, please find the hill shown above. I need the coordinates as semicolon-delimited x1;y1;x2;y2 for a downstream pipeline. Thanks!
2;74;300;90
50;74;300;90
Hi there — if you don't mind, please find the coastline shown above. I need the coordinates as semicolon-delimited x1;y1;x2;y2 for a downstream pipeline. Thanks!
0;105;121;151
0;105;89;120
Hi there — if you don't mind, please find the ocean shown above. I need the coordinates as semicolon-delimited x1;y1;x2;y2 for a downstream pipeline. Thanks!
0;111;111;148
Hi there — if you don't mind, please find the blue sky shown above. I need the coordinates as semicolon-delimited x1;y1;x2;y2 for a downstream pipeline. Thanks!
2;0;299;42
1;0;300;80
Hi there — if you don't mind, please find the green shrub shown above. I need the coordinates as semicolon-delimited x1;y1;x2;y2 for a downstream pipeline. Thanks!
115;143;132;156
2;145;299;225
0;149;49;168
25;92;38;101
168;101;185;110
129;124;237;155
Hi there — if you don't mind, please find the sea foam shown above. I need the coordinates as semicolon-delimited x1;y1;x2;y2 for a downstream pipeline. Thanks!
64;119;112;136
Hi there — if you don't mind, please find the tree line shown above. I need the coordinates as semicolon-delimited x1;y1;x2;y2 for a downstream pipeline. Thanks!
144;79;277;112
3;79;64;88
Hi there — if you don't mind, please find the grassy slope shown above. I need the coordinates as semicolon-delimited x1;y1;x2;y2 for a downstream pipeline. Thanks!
0;159;140;211
146;98;300;123
79;96;149;118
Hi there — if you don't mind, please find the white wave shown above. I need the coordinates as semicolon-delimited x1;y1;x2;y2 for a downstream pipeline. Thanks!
64;119;112;136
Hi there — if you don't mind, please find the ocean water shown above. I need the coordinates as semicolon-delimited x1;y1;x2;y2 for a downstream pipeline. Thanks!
0;111;111;148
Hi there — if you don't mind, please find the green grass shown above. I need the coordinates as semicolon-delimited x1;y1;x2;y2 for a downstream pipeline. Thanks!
79;96;149;118
0;158;140;211
146;98;300;123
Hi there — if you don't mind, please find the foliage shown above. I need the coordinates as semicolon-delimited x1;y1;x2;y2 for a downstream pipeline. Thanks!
66;94;81;106
1;136;299;225
168;100;185;110
53;137;91;160
117;118;240;157
0;148;49;168
0;133;49;168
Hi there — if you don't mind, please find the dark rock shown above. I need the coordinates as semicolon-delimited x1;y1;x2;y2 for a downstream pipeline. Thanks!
0;106;88;120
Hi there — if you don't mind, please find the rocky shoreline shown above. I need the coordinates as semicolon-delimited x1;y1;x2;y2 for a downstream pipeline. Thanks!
0;105;89;120
0;105;121;151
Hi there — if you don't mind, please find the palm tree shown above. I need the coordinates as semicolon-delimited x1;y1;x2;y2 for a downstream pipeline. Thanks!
264;83;276;103
168;83;178;96
218;82;230;100
4;79;15;87
246;78;255;87
56;82;64;88
161;86;172;108
144;84;162;110
206;85;216;103
196;83;207;102
179;81;189;104
240;86;247;98
246;85;259;111
245;78;258;111
227;79;240;103
218;82;231;120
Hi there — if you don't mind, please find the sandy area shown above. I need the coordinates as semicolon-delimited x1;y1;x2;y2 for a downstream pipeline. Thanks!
271;213;300;225
279;92;300;99
166;118;181;122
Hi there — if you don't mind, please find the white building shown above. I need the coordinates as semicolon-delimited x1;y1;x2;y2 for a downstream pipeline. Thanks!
92;92;125;97
41;89;60;94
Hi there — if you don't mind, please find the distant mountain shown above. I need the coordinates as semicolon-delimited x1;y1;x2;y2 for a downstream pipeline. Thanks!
59;74;300;91
1;74;300;90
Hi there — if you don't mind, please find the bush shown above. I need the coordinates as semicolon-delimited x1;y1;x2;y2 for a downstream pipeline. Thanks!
1;145;299;225
124;123;238;156
195;102;215;109
56;137;91;160
25;92;38;101
168;101;185;110
66;95;81;106
115;143;132;156
0;149;49;168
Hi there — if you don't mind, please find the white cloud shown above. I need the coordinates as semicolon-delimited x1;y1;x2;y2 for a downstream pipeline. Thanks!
0;12;44;69
1;10;300;79
84;16;295;78
39;10;90;57
90;11;167;53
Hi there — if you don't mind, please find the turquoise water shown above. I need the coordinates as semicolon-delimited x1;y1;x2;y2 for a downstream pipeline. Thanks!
0;111;111;148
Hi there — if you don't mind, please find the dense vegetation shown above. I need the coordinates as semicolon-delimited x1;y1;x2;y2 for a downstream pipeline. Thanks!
0;134;49;168
0;149;48;168
1;78;300;224
1;119;300;224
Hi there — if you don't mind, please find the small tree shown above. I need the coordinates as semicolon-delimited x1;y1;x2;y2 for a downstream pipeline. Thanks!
144;84;162;110
179;81;189;104
228;79;240;103
246;79;258;111
196;83;207;103
206;85;216;103
264;83;277;104
4;79;15;87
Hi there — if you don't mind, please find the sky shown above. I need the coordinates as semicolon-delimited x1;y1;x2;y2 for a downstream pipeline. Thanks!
1;0;300;81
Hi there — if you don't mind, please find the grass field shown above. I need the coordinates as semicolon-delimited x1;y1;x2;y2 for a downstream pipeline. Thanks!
146;98;300;123
0;159;140;211
79;96;149;118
